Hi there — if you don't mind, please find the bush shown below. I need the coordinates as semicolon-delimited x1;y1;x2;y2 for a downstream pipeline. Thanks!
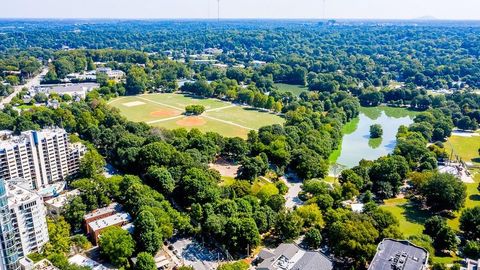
185;105;205;115
369;124;383;138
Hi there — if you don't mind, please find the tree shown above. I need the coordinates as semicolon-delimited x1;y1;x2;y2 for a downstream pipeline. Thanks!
217;261;249;270
79;150;106;178
224;217;261;254
63;196;87;232
237;155;268;181
99;226;135;267
134;210;163;254
460;206;480;240
145;166;175;195
290;148;328;180
135;252;156;270
420;173;466;211
463;240;480;259
369;124;383;138
223;137;249;162
424;216;458;251
185;105;205;115
275;211;304;241
328;214;379;267
34;93;48;103
44;217;71;256
126;66;148;95
304;228;322;249
369;155;409;199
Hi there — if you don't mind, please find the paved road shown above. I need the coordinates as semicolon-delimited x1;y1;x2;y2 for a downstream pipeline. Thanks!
0;67;48;109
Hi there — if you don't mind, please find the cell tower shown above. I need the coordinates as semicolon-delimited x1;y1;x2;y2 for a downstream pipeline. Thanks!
322;0;327;20
217;0;221;22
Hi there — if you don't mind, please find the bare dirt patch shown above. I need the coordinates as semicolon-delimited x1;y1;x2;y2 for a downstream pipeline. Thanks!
150;109;181;117
176;117;207;127
209;159;239;178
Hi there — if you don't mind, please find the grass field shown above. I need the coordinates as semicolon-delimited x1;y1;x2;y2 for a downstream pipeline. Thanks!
108;93;285;138
274;83;308;96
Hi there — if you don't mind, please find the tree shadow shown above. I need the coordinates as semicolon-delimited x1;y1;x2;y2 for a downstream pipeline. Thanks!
400;201;431;225
469;194;480;201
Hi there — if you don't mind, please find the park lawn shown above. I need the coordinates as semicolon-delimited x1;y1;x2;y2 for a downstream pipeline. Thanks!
380;198;427;237
380;198;459;264
142;93;229;110
109;93;285;138
444;133;480;165
447;170;480;230
151;115;251;138
274;83;308;96
206;106;285;130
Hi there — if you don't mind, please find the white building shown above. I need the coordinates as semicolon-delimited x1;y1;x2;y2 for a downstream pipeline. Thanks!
44;189;81;216
0;128;86;190
30;83;99;99
0;178;49;270
6;181;49;257
96;68;125;81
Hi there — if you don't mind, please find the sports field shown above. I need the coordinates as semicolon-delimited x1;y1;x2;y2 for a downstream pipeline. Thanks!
108;93;285;138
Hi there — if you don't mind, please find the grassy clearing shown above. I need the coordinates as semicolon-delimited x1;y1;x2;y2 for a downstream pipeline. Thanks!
274;83;308;96
109;93;285;138
444;133;480;165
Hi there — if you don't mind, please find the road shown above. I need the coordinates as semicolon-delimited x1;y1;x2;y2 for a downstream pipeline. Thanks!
0;66;48;109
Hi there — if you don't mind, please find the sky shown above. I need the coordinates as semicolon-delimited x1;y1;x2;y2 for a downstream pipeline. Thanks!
2;0;480;20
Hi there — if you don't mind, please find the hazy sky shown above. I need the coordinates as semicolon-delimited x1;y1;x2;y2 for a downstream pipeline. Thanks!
2;0;480;20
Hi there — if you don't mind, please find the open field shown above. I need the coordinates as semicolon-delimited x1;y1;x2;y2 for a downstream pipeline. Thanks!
274;83;308;96
108;93;285;138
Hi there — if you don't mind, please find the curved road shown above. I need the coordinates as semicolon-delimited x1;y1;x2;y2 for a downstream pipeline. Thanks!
0;67;48;109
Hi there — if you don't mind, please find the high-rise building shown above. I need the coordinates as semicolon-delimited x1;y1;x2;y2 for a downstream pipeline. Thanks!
0;178;50;270
7;181;49;257
0;179;20;270
0;128;86;190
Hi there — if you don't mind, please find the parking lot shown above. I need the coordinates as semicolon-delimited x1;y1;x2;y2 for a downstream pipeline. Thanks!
168;237;227;270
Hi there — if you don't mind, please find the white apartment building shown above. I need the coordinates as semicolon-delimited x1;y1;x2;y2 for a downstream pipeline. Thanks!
6;181;49;257
0;178;50;270
0;128;86;190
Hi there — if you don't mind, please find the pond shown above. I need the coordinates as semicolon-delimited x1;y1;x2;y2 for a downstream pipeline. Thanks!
329;106;418;171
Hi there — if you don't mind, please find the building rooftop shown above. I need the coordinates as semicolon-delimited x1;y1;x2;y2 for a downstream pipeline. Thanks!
45;189;81;209
68;254;115;270
6;180;41;206
84;202;122;220
256;243;333;270
32;83;99;95
88;212;131;232
368;239;429;270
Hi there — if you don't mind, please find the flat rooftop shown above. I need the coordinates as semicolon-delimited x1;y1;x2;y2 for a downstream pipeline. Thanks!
45;189;81;209
368;239;428;270
84;203;122;220
88;212;131;231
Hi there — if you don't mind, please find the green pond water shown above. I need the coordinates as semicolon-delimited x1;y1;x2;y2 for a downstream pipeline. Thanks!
329;106;418;170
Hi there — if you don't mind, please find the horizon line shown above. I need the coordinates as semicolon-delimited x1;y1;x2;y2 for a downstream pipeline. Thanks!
1;17;480;22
